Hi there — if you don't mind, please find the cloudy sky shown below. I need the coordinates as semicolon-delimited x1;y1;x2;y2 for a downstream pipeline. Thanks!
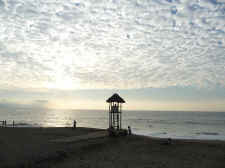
0;0;225;111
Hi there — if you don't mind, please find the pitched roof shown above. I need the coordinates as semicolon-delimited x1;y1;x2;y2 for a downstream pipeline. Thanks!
106;93;126;103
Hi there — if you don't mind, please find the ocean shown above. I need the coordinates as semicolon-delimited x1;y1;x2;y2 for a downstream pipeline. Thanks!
1;108;225;140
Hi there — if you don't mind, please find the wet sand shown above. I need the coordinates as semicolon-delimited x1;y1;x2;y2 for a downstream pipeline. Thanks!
0;127;225;168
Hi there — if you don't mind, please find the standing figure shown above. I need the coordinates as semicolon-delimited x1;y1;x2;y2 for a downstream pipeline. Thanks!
128;126;132;135
73;120;77;129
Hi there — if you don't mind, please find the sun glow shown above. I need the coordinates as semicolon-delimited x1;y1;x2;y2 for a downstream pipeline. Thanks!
46;79;75;90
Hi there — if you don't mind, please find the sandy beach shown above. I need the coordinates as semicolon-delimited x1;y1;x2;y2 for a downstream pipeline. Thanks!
0;127;224;168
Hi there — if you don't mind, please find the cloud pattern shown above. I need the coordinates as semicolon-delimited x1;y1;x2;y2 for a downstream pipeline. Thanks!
0;0;225;89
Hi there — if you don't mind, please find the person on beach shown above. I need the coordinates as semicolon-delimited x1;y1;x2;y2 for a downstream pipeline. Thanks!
167;138;172;145
162;138;172;145
73;120;77;129
128;126;132;135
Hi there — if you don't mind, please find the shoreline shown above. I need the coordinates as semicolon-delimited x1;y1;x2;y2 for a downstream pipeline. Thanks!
3;125;225;141
0;127;225;168
2;125;225;141
134;132;225;142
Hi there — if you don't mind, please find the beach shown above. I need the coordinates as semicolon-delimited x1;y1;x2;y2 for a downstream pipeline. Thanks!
0;127;224;168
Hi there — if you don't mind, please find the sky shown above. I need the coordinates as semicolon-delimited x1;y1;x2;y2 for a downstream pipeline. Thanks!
0;0;225;111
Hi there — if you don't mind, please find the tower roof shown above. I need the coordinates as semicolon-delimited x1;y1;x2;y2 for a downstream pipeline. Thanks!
106;93;125;103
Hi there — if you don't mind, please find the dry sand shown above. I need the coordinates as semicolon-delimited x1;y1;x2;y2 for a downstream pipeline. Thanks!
0;127;225;168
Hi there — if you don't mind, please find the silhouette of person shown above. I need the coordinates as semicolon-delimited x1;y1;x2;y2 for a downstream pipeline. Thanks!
128;126;132;135
73;120;76;129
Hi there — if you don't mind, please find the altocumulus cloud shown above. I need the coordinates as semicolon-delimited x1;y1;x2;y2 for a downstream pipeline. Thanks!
0;0;225;89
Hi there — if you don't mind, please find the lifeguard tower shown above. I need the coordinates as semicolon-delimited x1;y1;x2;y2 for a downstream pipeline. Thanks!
106;93;125;130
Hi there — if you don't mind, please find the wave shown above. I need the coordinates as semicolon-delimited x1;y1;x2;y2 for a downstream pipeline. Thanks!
196;132;219;136
136;119;224;126
12;122;41;127
134;131;168;137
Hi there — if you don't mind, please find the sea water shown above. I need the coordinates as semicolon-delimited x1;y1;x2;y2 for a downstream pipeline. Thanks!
1;108;225;140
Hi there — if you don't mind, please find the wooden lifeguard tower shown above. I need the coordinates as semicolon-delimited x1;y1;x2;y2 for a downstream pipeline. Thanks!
106;93;125;130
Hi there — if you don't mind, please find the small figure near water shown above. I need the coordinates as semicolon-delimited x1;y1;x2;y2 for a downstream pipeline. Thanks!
167;138;172;145
162;138;172;145
73;120;77;129
1;120;7;127
128;126;132;135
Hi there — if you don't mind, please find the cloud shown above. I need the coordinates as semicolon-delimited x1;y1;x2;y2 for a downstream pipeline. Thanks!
0;0;224;89
31;99;49;108
34;99;48;104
